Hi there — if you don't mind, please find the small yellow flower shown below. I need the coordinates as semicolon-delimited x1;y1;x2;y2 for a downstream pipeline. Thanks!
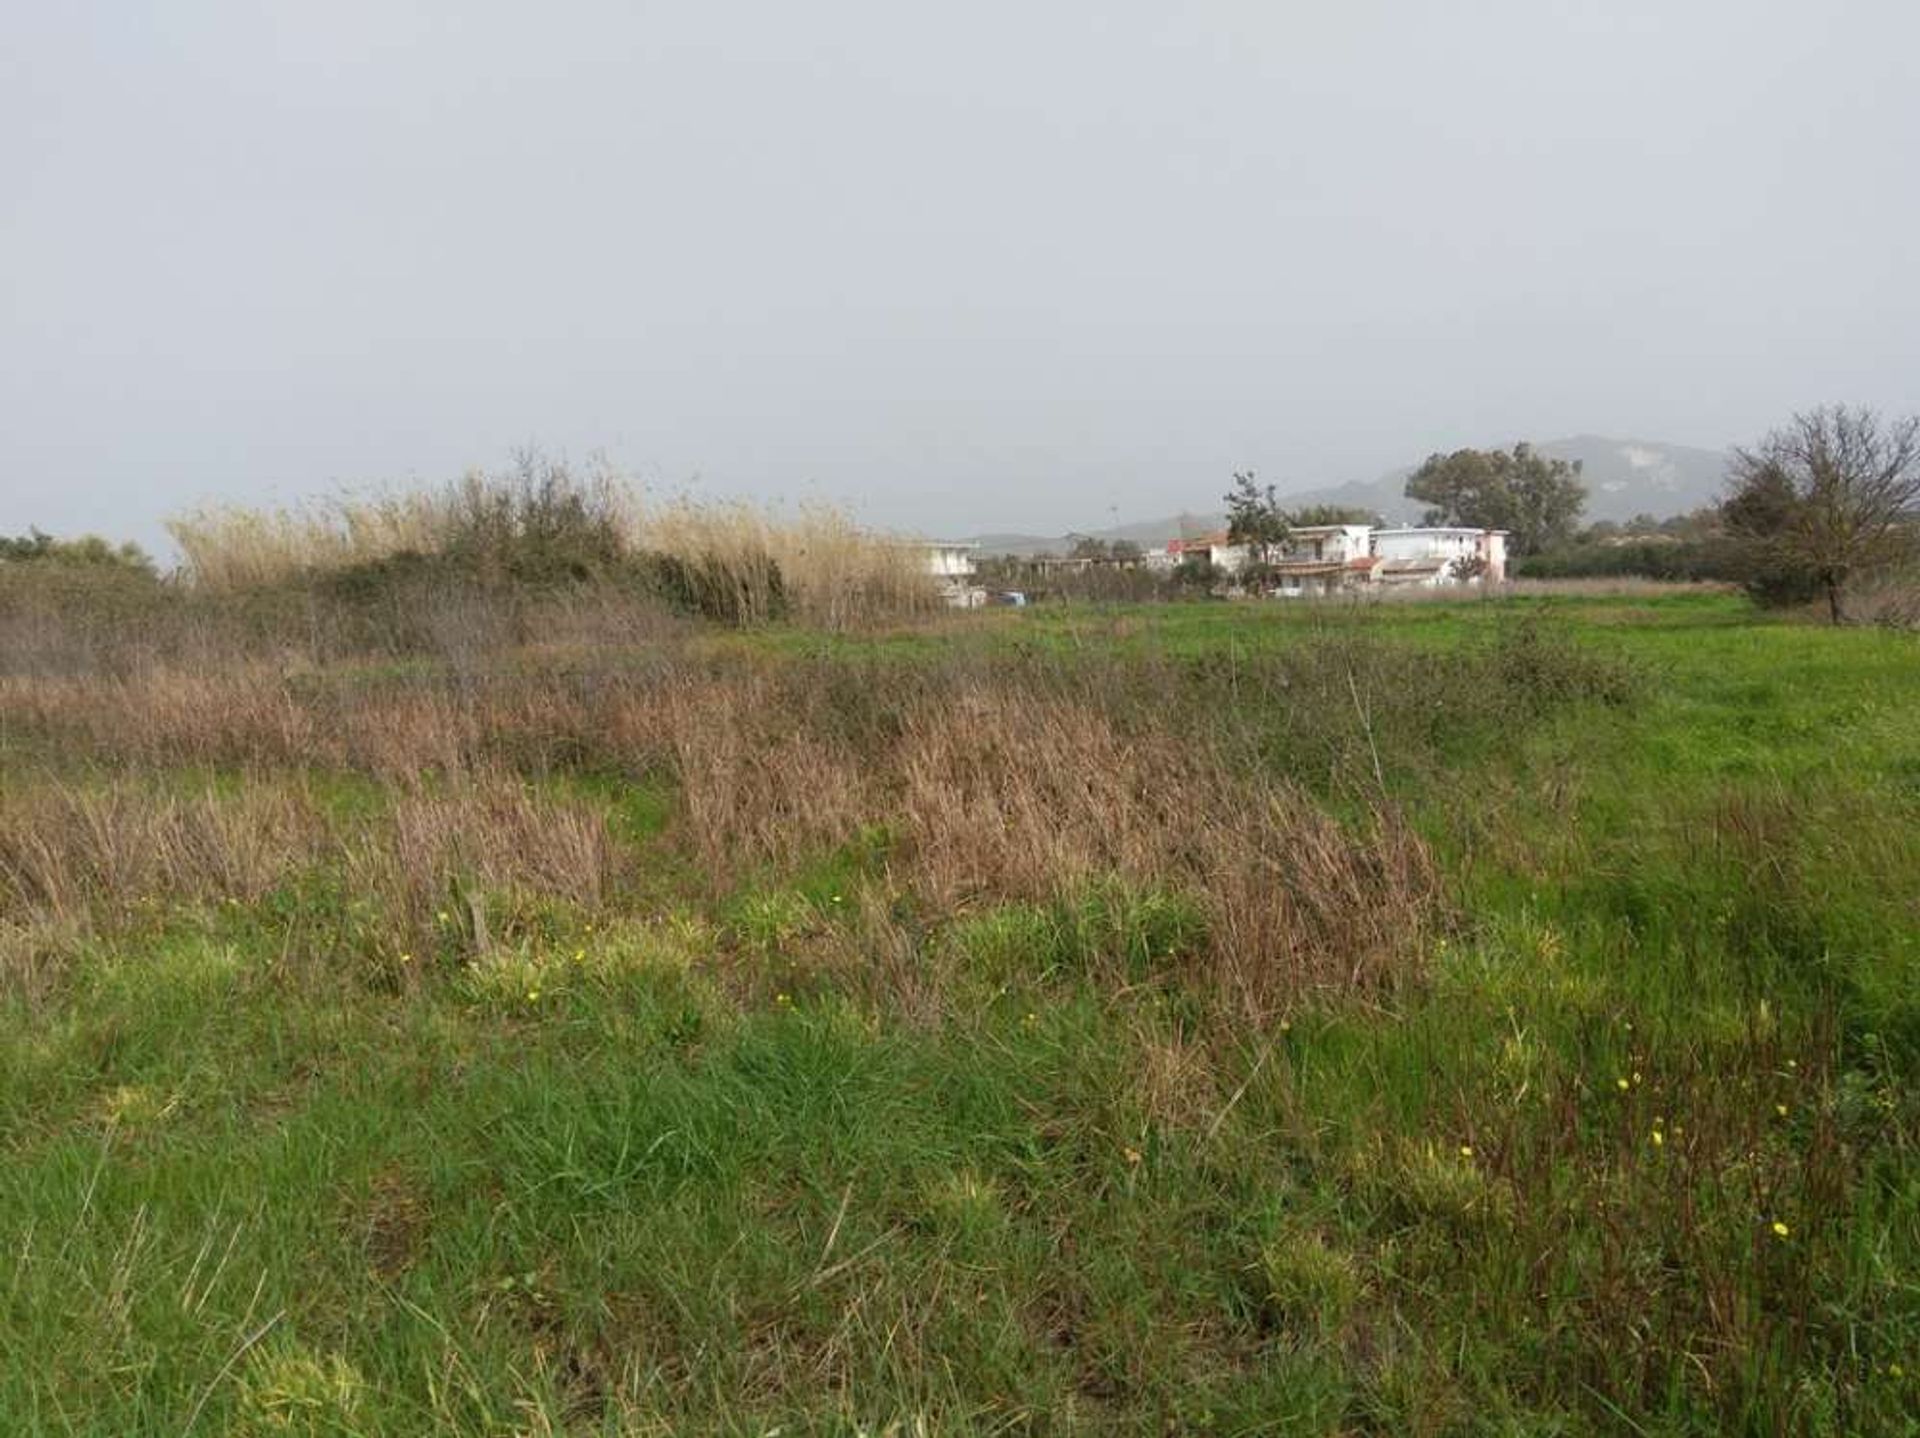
775;992;791;1006
398;952;412;964
1616;1077;1630;1092
1123;1146;1143;1166
1786;1058;1797;1070
1459;1145;1473;1158
1650;1129;1664;1147
1891;1362;1905;1378
526;989;541;1002
573;949;585;963
1775;1103;1788;1118
436;910;450;923
1770;1220;1790;1239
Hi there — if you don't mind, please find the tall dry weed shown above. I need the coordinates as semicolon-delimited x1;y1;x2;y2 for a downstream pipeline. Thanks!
892;686;1437;1005
0;783;322;924
346;773;620;940
163;464;941;630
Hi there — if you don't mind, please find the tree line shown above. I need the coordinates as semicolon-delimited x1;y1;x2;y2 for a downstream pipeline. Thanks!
1221;406;1919;622
8;408;1917;624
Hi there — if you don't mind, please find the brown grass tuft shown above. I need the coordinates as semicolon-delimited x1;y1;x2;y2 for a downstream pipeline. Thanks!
0;782;321;925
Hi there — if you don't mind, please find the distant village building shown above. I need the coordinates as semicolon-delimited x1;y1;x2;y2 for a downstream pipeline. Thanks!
917;541;987;607
1269;524;1380;594
1149;525;1508;592
1371;527;1507;586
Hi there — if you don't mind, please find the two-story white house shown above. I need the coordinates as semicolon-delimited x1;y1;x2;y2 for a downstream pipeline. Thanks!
1371;527;1507;586
1269;524;1381;594
917;541;986;607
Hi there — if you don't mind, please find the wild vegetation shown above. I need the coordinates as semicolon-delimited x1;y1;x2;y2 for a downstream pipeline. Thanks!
1;488;1917;1434
161;456;938;632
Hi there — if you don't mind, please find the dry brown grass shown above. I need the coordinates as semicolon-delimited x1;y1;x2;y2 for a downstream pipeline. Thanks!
893;686;1438;1006
0;769;621;989
649;667;1440;1008
0;782;321;925
0;641;1440;1010
1847;567;1920;628
358;776;619;941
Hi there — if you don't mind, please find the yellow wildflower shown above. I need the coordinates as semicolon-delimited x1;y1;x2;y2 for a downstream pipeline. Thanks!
1770;1220;1790;1239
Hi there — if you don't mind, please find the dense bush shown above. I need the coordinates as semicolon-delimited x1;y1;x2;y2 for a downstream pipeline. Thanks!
1513;536;1745;583
0;529;155;574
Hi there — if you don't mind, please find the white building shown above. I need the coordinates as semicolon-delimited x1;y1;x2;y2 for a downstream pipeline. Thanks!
1268;524;1381;594
1147;524;1508;593
1370;527;1507;585
917;541;986;608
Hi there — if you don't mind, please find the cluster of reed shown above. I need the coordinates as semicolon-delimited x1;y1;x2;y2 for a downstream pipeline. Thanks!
162;459;940;630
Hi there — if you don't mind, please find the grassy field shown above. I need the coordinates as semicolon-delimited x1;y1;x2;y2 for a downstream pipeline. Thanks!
2;589;1917;1434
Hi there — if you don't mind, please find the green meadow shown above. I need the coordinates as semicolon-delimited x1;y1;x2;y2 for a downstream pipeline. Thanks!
3;590;1917;1434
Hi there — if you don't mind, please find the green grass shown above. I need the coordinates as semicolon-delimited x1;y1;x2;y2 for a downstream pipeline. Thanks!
4;592;1919;1433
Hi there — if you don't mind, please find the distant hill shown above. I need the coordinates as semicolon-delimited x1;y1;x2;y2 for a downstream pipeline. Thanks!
969;436;1732;554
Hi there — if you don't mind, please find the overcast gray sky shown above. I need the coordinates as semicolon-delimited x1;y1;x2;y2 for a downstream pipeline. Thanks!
4;1;1917;552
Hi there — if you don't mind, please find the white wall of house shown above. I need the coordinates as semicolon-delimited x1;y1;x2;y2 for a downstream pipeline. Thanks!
1282;525;1373;564
921;543;977;580
1208;542;1251;576
1480;531;1508;583
1372;527;1507;584
913;542;985;607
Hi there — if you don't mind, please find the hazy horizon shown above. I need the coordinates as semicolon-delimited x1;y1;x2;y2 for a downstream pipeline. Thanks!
6;2;1917;557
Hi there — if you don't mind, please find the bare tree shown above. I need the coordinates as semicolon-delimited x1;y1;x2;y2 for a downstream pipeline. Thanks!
1724;405;1920;623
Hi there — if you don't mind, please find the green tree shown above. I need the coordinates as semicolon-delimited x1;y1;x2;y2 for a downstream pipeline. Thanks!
1403;443;1586;555
0;528;156;575
1286;504;1381;527
1722;405;1920;623
1223;471;1291;590
1171;554;1217;592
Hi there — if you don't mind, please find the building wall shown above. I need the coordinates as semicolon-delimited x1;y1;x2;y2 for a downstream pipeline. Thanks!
1208;542;1251;576
1284;525;1373;564
1480;532;1508;583
1373;528;1480;561
923;545;977;579
1370;528;1510;585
